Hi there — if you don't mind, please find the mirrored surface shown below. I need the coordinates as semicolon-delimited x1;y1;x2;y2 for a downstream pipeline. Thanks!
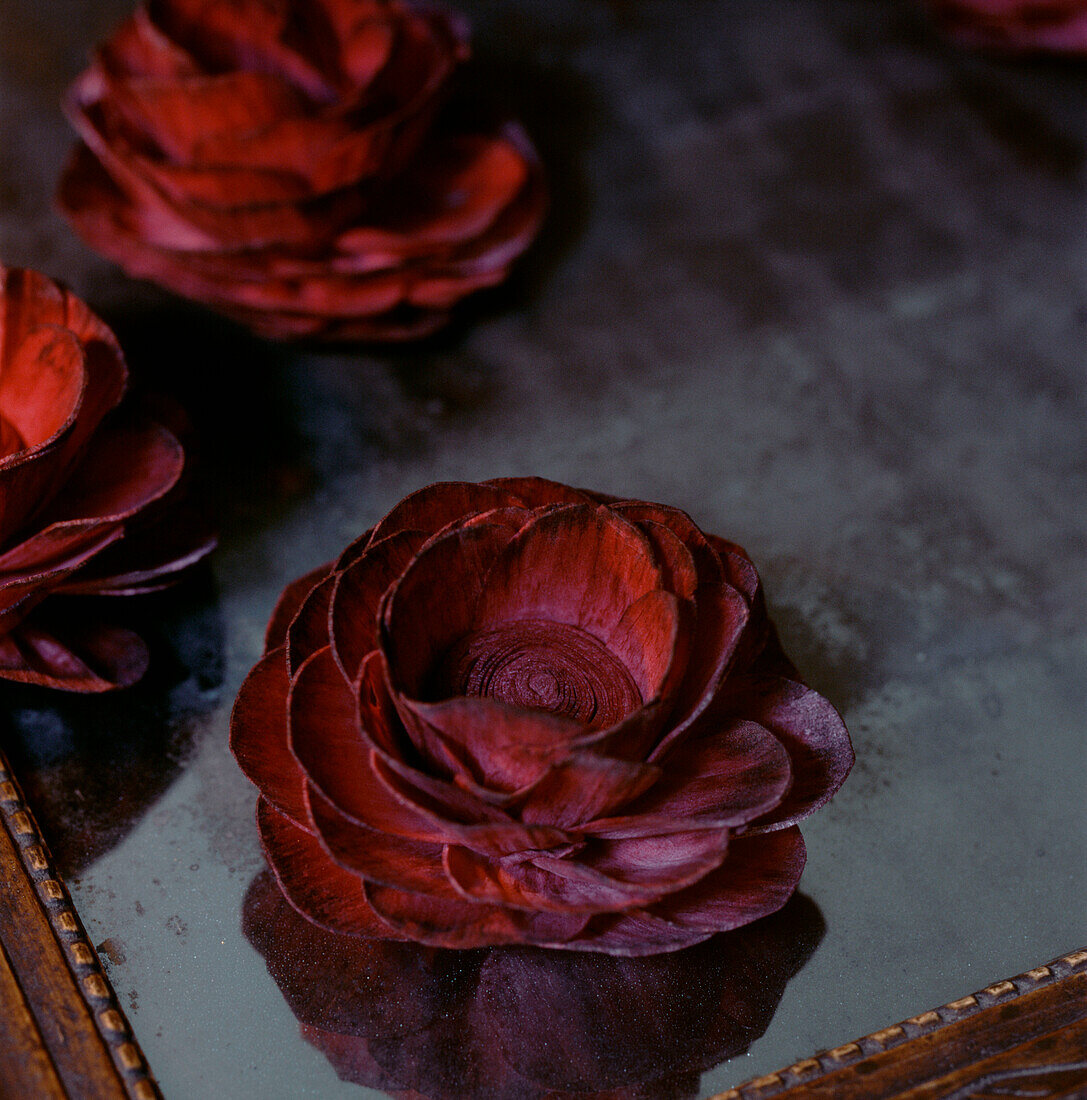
1;0;1085;1096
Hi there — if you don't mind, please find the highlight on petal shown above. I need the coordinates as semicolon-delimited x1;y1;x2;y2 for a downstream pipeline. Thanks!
230;478;852;953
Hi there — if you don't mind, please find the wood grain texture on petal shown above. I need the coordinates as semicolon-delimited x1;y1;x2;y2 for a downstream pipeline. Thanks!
230;647;308;825
257;797;391;937
651;827;806;933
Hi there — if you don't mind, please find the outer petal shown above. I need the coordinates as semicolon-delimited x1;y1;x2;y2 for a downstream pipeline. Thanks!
230;648;308;824
257;797;392;937
650;827;806;933
723;677;853;833
264;560;334;651
0;617;148;692
364;881;588;949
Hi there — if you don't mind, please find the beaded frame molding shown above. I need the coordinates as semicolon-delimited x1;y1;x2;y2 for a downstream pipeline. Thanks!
0;736;1083;1100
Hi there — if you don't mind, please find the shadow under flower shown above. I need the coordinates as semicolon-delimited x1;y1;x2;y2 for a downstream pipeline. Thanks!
243;870;824;1099
0;569;224;875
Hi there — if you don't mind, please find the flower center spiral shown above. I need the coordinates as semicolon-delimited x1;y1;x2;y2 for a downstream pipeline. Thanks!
433;619;642;729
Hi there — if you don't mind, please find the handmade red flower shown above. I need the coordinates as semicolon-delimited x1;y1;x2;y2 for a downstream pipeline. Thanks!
0;265;214;691
928;0;1087;53
57;0;546;341
231;478;853;955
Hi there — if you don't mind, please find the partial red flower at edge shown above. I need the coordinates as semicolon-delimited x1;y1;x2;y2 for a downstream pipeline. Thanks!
56;0;547;342
928;0;1087;53
230;478;854;955
0;265;215;692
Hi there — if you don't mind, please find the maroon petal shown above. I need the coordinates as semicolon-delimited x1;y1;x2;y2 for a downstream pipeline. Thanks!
727;677;853;833
651;828;806;933
587;720;793;837
403;695;583;792
519;752;661;829
571;910;711;956
0;617;148;692
307;782;450;895
264;561;333;651
230;648;308;824
285;571;337;676
367;480;519;547
380;518;517;701
481;476;595;508
476;504;664;643
329;528;427;681
365;881;588;949
257;797;393;938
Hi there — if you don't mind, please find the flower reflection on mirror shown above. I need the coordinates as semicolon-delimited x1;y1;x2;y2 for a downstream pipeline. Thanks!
244;870;825;1099
231;478;854;954
0;265;215;691
57;0;547;342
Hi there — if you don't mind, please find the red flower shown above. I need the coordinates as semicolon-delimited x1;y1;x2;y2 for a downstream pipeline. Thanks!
56;0;546;342
243;869;824;1098
0;265;214;692
928;0;1087;53
231;478;853;955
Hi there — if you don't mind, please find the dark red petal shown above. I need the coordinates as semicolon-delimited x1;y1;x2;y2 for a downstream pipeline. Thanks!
648;580;750;762
611;502;724;587
651;828;806;933
481;477;594;508
587;720;793;837
380;519;516;699
307;782;450;895
519;752;660;829
230;647;308;825
367;481;519;547
404;695;583;792
605;589;684;704
727;677;854;833
285;570;336;676
635;519;699;599
264;561;334;651
564;828;730;894
444;847;659;914
0;324;84;451
329;528;426;681
257;797;391;938
365;881;588;949
569;910;712;956
33;415;184;526
0;618;147;692
372;752;571;858
476;504;664;643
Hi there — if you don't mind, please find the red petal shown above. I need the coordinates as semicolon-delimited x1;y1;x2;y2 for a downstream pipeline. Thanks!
651;828;806;933
571;910;712;956
307;783;450;895
365;881;588;949
481;477;594;508
476;504;664;644
230;647;308;824
403;695;583;792
380;519;516;699
257;797;391;937
727;677;853;833
0;324;85;451
264;562;334;651
587;720;793;836
0;617;148;692
519;752;660;829
329;528;427;681
285;571;336;676
605;589;685;704
367;481;518;547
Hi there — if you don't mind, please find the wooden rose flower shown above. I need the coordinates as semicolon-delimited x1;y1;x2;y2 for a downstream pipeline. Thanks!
0;265;214;692
56;0;546;342
231;479;853;955
928;0;1087;52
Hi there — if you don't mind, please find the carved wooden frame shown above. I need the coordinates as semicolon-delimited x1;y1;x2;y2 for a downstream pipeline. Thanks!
1;736;1083;1100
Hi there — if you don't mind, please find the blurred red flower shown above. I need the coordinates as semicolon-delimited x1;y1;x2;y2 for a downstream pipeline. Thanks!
929;0;1087;53
57;0;545;341
231;478;853;954
0;265;214;691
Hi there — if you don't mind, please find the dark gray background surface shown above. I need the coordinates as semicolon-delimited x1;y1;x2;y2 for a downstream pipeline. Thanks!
1;1;1084;1096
